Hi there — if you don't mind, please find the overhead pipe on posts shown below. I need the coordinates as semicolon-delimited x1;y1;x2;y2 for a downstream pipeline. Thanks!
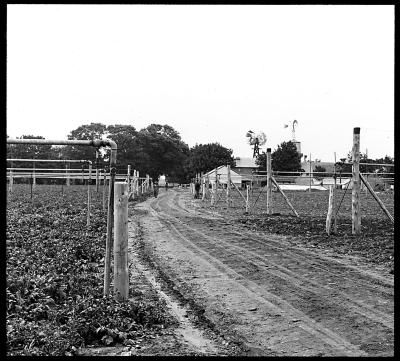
6;137;118;297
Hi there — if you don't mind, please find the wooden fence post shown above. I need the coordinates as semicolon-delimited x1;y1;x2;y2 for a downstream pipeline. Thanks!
211;175;215;205
136;171;140;196
87;163;92;227
127;165;131;193
326;185;334;235
309;153;312;193
202;176;206;200
103;170;107;211
96;150;99;192
32;161;36;188
66;163;70;187
352;127;361;235
266;148;272;214
246;185;250;212
104;159;116;297
227;164;231;207
333;152;337;233
9;169;13;192
114;182;129;301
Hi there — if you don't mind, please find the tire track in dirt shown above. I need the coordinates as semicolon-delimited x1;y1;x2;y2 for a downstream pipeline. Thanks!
136;203;360;356
157;191;393;294
140;190;393;355
156;214;393;330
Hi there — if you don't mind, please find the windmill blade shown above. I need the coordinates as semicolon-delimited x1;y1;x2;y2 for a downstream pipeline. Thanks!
255;131;267;146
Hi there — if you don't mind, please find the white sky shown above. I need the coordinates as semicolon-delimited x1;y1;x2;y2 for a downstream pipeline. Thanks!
7;4;394;162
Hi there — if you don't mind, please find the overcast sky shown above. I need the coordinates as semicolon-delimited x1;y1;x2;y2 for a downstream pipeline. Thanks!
7;4;394;162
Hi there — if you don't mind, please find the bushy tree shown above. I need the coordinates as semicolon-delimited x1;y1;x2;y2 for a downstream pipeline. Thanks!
104;124;138;172
256;141;301;173
186;143;236;178
62;123;108;163
134;124;190;182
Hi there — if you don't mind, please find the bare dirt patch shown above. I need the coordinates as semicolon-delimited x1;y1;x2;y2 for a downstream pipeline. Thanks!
131;187;393;356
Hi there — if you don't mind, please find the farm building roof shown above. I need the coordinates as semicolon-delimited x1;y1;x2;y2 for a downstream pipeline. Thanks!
202;165;242;184
234;157;258;168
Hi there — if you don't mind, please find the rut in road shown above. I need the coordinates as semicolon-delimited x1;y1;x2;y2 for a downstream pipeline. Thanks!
136;189;393;356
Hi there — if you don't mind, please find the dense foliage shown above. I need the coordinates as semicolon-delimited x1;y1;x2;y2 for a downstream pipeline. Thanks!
256;141;302;173
186;143;236;177
6;185;170;356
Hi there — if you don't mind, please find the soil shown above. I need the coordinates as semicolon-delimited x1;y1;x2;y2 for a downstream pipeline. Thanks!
118;187;394;356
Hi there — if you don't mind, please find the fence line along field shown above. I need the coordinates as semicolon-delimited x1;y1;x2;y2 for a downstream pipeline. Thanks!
193;186;394;273
6;184;176;356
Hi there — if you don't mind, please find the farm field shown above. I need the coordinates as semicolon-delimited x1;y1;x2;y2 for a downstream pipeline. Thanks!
7;184;394;356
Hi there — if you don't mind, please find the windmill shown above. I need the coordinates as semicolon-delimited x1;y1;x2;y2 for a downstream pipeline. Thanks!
284;119;302;156
246;130;267;158
284;119;298;141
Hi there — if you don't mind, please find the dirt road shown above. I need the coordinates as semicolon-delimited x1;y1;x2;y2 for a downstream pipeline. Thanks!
130;188;394;356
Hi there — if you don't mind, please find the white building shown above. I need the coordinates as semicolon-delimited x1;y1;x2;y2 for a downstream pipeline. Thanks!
202;165;242;188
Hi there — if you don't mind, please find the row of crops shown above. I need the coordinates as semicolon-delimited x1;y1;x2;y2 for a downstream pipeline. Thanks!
6;185;169;356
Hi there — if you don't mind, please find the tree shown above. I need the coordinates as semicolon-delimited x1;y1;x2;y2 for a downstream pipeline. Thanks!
62;123;108;163
134;124;190;182
186;143;236;177
314;165;326;180
256;141;301;173
105;124;138;172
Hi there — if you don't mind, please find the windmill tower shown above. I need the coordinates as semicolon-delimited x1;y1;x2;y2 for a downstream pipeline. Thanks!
246;130;267;158
284;120;302;155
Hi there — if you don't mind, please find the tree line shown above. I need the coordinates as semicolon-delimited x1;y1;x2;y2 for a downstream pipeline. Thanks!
7;123;393;183
7;123;235;184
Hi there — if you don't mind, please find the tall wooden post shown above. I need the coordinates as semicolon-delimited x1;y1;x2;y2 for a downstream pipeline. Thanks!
136;171;140;196
214;169;218;202
227;164;231;207
309;153;312;193
66;163;70;186
202;176;206;200
352;127;361;235
95;150;99;192
127;165;131;192
114;182;129;301
87;163;92;227
104;151;117;297
103;170;107;211
246;185;250;212
326;185;334;235
333;152;337;233
32;161;36;188
9;169;13;192
266;148;272;214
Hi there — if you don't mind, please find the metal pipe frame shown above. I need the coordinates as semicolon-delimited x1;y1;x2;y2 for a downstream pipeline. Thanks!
7;158;92;164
